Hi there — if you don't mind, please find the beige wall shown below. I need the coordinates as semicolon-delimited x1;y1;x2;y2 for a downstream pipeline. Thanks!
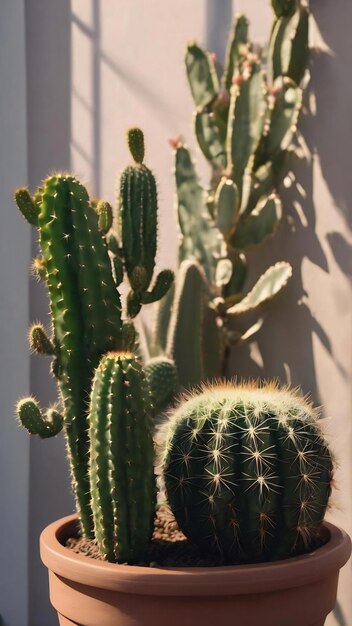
0;3;30;626
24;1;351;624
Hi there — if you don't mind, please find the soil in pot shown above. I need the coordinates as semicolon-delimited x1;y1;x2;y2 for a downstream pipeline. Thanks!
66;504;328;567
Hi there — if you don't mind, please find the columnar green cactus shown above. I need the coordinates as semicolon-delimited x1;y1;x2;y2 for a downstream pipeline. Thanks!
117;128;174;317
163;383;333;563
145;356;179;416
151;2;309;390
88;352;155;563
16;174;124;534
15;130;175;537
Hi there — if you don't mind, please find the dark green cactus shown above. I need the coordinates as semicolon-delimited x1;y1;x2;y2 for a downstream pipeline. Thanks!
15;188;39;226
150;4;309;389
95;200;113;235
118;131;157;289
271;0;297;18
163;383;333;563
117;128;174;317
145;356;179;415
88;352;155;563
15;128;175;543
17;398;63;438
15;174;124;535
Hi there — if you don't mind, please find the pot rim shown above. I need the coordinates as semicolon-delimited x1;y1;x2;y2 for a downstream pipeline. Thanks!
40;515;351;597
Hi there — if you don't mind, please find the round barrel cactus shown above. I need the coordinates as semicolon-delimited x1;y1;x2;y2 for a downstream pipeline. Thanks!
163;383;333;563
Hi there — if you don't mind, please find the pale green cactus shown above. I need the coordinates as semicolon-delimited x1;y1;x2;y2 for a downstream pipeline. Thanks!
150;1;309;389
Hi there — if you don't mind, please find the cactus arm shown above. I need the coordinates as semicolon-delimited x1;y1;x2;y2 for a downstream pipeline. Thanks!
226;63;267;195
145;356;179;415
214;177;240;239
240;160;275;215
175;144;222;283
253;82;302;172
185;43;219;110
226;261;292;314
141;269;175;305
222;14;249;90
150;283;175;357
117;129;173;310
166;261;206;389
231;195;282;249
127;127;145;163
28;323;55;355
271;0;296;18
267;16;290;83
194;111;226;171
268;6;309;86
15;188;39;226
17;398;63;438
286;6;309;85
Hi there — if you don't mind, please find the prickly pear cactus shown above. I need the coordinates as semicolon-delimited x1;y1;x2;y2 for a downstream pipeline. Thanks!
151;2;309;389
163;382;333;563
89;352;155;563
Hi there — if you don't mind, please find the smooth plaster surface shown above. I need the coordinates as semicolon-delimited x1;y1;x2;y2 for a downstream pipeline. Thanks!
0;3;30;626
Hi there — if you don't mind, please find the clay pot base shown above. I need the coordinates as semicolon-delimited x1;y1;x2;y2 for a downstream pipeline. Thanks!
40;515;351;626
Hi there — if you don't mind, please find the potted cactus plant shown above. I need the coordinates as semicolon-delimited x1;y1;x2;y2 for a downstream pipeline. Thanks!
14;3;351;626
38;380;351;626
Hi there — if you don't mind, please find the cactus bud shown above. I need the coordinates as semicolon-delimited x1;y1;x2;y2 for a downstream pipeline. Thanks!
29;323;55;355
96;200;113;234
127;127;145;164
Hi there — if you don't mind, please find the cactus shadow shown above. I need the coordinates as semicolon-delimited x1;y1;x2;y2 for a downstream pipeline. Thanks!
228;106;346;404
309;0;352;231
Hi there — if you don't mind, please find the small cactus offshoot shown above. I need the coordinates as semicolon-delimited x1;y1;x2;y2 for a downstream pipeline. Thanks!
163;382;333;563
117;128;174;318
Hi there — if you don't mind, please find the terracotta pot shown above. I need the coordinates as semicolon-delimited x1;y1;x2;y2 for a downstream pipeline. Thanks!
40;515;351;626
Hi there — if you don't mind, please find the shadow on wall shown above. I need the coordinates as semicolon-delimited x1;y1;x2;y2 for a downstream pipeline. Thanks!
26;2;73;626
228;1;351;413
